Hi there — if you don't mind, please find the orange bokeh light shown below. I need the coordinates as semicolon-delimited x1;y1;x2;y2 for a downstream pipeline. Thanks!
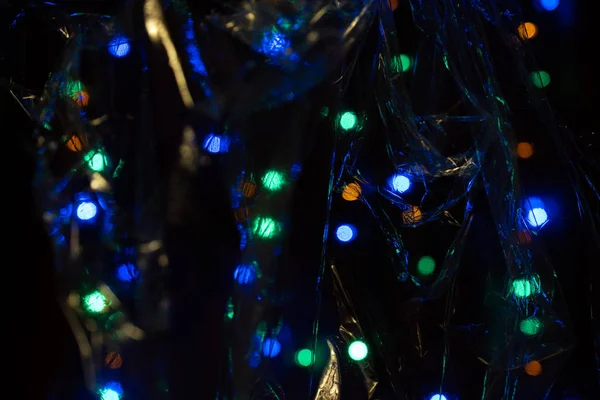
517;142;534;159
388;0;399;10
525;360;542;376
517;22;538;40
66;135;83;152
242;181;256;198
342;182;362;201
402;206;423;225
72;91;89;107
105;352;123;369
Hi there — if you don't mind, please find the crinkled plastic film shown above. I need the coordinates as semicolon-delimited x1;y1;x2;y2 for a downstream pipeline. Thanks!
22;0;598;398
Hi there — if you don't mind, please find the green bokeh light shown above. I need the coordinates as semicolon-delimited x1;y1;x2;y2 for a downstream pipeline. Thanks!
391;54;413;73
86;150;107;172
511;276;540;298
83;291;108;313
417;256;436;276
261;170;286;191
339;111;358;131
348;340;368;361
519;317;543;336
252;216;280;239
295;348;314;367
530;70;551;88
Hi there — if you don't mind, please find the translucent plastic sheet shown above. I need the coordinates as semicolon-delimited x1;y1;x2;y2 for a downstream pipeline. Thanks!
12;0;598;398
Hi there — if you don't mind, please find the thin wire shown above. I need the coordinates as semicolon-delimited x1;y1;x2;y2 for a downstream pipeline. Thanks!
308;132;338;399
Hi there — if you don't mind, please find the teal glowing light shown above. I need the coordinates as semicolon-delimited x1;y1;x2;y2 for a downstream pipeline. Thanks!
339;111;358;131
252;217;280;239
83;291;108;313
295;348;314;367
348;340;368;361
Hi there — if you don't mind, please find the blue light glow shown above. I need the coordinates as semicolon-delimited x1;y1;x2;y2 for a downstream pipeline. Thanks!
234;264;257;285
390;174;411;193
108;36;130;58
76;201;97;221
524;197;548;228
429;395;448;400
260;29;290;59
99;382;123;400
203;134;229;153
185;18;208;76
538;0;559;11
263;338;281;358
116;263;139;282
335;224;356;243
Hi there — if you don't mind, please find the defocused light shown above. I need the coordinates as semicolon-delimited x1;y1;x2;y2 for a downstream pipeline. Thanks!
342;182;362;201
535;0;559;11
335;224;356;242
116;263;139;282
66;135;83;152
430;395;448;400
203;134;229;153
83;291;108;313
390;174;411;193
99;382;123;400
260;29;290;58
388;0;399;10
391;54;412;73
530;70;551;88
517;142;534;159
525;360;542;376
520;317;543;336
517;22;538;39
108;36;130;58
234;264;257;285
252;216;280;239
76;201;97;221
402;206;422;224
339;111;358;131
295;348;314;367
524;197;548;227
262;170;286;191
511;275;541;298
72;90;89;107
263;338;281;358
86;150;107;172
348;340;368;361
417;256;436;276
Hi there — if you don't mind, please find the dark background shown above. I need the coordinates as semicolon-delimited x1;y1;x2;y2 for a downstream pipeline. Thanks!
2;0;599;399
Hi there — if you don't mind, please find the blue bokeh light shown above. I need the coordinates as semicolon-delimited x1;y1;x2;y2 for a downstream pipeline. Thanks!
390;174;411;193
99;381;123;400
537;0;559;11
524;197;549;228
116;263;139;282
263;338;281;358
430;395;448;400
203;134;229;154
108;36;130;58
76;201;97;221
234;264;257;285
335;224;356;243
260;29;290;58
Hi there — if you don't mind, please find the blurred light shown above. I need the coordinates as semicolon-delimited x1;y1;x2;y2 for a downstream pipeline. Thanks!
262;170;286;191
248;351;261;368
260;29;290;58
339;111;358;131
263;338;281;358
535;0;559;11
76;201;97;221
520;317;543;336
524;197;548;227
105;352;123;369
99;382;123;400
342;182;362;201
525;360;542;376
530;70;551;88
430;395;448;400
83;291;108;313
72;90;89;107
511;275;541;298
335;224;356;243
517;22;538;39
402;206;422;224
108;36;130;58
517;142;534;159
86;150;107;172
234;264;257;285
348;340;368;361
295;348;314;367
252;216;280;239
417;256;436;276
116;263;139;282
388;0;399;10
390;174;411;193
203;134;229;153
66;135;83;152
391;54;412;73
